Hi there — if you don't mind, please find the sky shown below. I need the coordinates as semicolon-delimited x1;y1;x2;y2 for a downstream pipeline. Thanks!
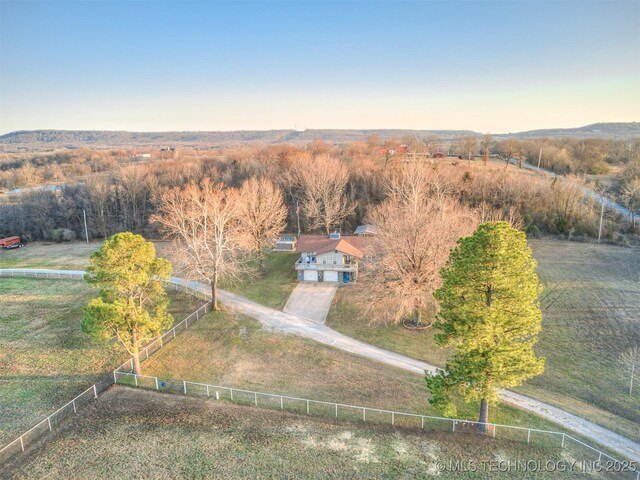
1;0;639;134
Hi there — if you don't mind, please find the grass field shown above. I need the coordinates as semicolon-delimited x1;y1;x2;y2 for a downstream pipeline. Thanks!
139;305;571;435
4;386;618;480
223;252;298;309
326;239;640;442
0;277;202;445
0;242;101;269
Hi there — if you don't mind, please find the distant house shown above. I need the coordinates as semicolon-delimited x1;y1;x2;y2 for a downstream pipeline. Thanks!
294;232;372;284
274;233;298;252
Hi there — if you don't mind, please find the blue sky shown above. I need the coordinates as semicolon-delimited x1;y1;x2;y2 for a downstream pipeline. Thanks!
1;0;638;133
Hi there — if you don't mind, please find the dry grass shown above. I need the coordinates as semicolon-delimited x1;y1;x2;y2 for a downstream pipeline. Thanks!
326;239;640;442
0;277;202;445
140;306;568;435
4;387;615;480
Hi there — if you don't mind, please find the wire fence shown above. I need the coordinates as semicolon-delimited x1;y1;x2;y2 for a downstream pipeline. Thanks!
112;372;639;480
1;269;639;478
0;269;212;464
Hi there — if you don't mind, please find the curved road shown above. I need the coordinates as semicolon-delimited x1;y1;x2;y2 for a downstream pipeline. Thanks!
2;268;639;463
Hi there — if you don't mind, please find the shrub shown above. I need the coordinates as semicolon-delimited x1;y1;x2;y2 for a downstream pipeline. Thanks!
51;228;76;242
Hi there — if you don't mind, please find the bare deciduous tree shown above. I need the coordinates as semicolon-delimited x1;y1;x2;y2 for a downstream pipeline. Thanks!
458;135;479;162
481;134;493;166
293;155;355;234
152;179;246;310
366;197;479;326
619;345;639;395
236;177;288;271
499;139;522;169
364;164;479;326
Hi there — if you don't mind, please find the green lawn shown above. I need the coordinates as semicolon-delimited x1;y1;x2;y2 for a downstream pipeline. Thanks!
326;239;640;443
4;387;618;480
0;277;202;445
223;252;298;309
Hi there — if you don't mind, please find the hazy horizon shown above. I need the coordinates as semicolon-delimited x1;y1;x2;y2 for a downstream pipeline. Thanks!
1;1;639;134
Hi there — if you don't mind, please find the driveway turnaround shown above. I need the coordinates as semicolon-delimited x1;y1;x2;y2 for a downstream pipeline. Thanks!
283;282;338;324
2;268;639;463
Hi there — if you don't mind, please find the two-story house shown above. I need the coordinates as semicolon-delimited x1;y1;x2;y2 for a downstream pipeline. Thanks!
294;232;370;284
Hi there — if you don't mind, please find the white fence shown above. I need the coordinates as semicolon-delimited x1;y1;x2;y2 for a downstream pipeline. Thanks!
0;269;212;464
113;372;639;480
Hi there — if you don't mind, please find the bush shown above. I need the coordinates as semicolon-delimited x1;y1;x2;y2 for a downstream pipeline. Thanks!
588;161;611;175
51;228;76;242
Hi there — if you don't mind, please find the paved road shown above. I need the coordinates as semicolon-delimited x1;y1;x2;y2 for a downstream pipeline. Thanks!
2;268;639;463
283;282;338;323
506;158;634;218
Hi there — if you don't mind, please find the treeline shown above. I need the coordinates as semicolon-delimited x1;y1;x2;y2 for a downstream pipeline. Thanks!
1;141;635;244
2;136;640;192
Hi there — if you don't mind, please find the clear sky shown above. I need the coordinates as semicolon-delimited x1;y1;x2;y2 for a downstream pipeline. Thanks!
1;0;638;134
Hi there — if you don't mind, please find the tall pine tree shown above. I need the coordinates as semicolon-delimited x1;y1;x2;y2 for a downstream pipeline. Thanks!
426;222;544;431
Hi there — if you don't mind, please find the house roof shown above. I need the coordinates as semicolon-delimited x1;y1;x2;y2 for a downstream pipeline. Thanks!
354;224;378;235
296;235;370;258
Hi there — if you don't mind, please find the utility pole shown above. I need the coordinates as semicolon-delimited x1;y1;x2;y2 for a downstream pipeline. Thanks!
296;200;301;239
597;201;605;244
83;209;89;244
537;147;543;169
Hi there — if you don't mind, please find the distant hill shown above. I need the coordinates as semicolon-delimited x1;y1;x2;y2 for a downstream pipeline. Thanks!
1;123;638;151
499;122;640;139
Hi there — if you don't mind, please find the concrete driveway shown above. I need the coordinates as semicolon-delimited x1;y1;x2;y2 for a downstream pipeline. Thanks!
283;282;338;324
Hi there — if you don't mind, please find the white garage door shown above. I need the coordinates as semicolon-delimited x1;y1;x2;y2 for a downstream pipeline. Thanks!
303;270;319;282
323;271;339;282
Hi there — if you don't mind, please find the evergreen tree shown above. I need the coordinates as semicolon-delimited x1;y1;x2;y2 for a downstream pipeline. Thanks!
426;222;544;431
82;232;173;375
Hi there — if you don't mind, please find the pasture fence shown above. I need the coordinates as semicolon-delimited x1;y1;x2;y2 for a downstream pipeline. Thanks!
1;269;638;478
113;371;639;480
0;268;212;463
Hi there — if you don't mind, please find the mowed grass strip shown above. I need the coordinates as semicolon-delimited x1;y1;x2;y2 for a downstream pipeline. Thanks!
4;387;617;480
326;239;640;443
0;277;203;445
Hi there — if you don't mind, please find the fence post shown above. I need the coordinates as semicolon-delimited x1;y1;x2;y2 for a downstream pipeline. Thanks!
493;426;497;438
134;375;138;387
206;385;210;397
527;429;531;444
113;371;117;384
72;399;77;414
421;416;424;430
93;384;98;399
230;389;233;401
561;434;565;448
392;412;395;426
452;420;455;432
47;417;52;431
254;392;258;406
196;310;199;320
216;390;219;400
335;404;338;418
19;437;24;452
156;377;159;390
173;328;176;339
183;381;187;394
306;400;310;414
363;408;366;422
281;396;284;410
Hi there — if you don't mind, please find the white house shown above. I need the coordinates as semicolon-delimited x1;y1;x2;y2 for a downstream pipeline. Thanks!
294;232;371;284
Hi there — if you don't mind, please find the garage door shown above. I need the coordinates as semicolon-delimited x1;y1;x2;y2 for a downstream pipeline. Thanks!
323;271;339;282
303;270;319;282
